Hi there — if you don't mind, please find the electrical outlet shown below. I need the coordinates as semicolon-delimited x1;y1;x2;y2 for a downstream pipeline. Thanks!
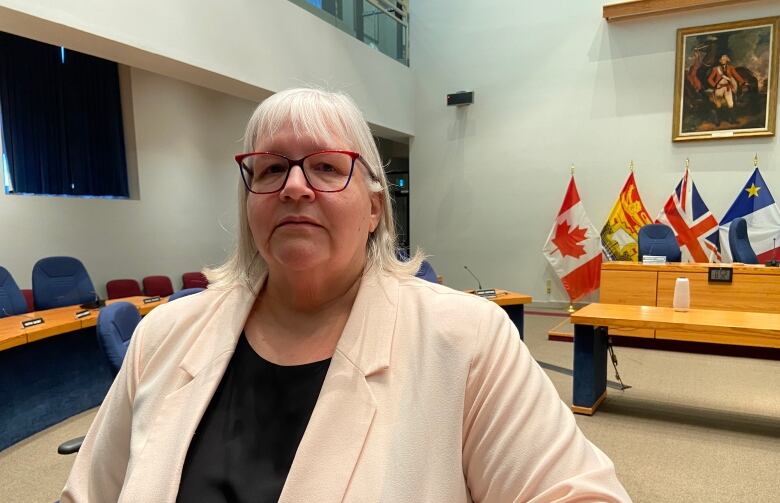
546;279;552;294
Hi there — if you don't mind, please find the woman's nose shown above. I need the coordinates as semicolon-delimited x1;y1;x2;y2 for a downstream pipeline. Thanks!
279;165;315;200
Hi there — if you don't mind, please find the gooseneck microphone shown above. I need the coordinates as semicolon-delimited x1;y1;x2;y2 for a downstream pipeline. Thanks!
463;265;482;290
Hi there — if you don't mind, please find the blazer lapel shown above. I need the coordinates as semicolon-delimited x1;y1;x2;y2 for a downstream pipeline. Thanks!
279;271;399;503
120;281;260;503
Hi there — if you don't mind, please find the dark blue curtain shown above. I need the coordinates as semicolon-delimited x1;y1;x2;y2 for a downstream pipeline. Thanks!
0;32;128;197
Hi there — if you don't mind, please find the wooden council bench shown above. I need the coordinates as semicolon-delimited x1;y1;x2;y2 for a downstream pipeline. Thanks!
569;303;780;415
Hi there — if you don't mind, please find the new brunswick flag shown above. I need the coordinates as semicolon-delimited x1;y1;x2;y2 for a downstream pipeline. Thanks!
600;172;653;261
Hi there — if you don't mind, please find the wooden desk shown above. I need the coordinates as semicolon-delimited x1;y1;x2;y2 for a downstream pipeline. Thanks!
467;289;533;339
569;303;780;415
0;322;26;351
0;296;168;349
600;261;780;340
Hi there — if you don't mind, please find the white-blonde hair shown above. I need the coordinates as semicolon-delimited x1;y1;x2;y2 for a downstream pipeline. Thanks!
205;87;423;289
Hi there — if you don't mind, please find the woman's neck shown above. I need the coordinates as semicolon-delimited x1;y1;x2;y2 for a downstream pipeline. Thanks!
244;264;365;365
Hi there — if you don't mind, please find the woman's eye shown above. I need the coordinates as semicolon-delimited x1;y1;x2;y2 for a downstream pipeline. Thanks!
312;163;336;173
263;163;288;175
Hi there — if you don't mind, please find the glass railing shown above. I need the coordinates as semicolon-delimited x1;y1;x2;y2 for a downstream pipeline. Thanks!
291;0;409;66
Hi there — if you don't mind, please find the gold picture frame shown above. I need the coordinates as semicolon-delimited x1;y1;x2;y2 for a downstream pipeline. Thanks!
672;16;779;142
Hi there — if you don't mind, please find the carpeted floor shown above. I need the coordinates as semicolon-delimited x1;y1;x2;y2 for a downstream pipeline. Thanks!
2;313;779;502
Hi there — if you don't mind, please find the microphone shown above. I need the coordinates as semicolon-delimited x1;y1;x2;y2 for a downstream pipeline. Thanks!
80;291;106;309
463;265;482;290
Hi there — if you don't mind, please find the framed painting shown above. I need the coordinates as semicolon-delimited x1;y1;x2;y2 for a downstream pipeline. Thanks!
672;17;779;142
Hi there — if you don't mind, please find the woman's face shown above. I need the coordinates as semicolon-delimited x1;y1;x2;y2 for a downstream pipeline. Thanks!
246;124;383;277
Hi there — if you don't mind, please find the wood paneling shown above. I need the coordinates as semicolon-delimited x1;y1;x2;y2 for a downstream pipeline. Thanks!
572;303;780;348
490;290;532;307
0;321;26;351
600;269;658;305
657;271;780;312
599;268;657;337
600;263;780;346
603;0;759;22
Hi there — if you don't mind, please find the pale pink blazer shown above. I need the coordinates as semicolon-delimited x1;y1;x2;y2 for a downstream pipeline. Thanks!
62;272;631;502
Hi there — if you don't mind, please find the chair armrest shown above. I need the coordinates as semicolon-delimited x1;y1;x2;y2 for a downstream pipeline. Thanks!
57;436;85;455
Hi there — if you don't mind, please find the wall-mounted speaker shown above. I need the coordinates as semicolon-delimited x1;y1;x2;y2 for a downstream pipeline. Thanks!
446;91;474;106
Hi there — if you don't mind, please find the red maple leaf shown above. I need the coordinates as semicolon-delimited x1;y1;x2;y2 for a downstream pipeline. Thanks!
551;222;588;258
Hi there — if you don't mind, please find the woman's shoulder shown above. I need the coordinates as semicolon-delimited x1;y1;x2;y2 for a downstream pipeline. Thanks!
130;284;252;374
396;275;502;314
393;275;512;345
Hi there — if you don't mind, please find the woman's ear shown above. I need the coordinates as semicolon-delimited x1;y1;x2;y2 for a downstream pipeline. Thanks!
368;191;383;233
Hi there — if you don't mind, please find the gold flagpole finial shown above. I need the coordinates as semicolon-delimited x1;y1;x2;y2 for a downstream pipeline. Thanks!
685;158;690;170
570;164;575;175
567;303;575;314
629;160;635;172
753;153;759;167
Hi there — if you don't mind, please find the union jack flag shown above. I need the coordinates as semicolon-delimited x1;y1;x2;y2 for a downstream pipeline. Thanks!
656;168;720;262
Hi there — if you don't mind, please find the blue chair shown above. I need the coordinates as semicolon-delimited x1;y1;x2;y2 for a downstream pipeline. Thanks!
96;302;141;375
638;224;682;262
32;256;96;310
0;266;28;317
168;287;205;302
395;249;439;284
416;260;439;283
729;217;758;264
56;301;141;459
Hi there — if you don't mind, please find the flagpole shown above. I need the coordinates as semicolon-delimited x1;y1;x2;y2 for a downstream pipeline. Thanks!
753;153;759;167
569;163;576;314
629;160;634;172
685;158;690;171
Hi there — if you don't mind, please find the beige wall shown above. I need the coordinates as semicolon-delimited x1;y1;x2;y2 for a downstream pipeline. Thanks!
410;0;780;302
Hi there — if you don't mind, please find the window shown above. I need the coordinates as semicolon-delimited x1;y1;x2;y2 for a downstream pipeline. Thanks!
0;32;129;198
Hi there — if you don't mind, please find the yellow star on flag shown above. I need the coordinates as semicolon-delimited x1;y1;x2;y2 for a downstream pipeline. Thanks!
745;183;761;198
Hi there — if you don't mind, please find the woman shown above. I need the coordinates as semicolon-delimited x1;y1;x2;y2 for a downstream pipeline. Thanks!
62;88;630;502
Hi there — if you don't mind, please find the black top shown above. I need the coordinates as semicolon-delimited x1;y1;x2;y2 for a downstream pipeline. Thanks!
177;333;331;503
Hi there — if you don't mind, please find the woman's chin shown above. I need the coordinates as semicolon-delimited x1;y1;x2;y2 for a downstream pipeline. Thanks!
269;246;329;272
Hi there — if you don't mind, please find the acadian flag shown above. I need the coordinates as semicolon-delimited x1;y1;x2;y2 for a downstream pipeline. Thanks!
714;167;780;263
543;175;602;301
600;172;653;261
655;168;720;262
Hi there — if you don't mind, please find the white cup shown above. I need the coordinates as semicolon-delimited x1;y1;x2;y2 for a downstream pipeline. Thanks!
673;277;690;312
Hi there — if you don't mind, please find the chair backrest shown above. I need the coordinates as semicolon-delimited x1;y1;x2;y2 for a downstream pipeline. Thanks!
182;271;208;289
106;279;143;299
638;224;682;262
143;275;174;297
32;257;96;310
96;302;141;374
0;266;28;317
416;260;439;284
168;287;205;302
728;217;759;264
395;249;439;284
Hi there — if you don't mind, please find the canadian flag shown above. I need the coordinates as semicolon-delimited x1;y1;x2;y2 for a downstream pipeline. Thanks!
543;176;602;301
